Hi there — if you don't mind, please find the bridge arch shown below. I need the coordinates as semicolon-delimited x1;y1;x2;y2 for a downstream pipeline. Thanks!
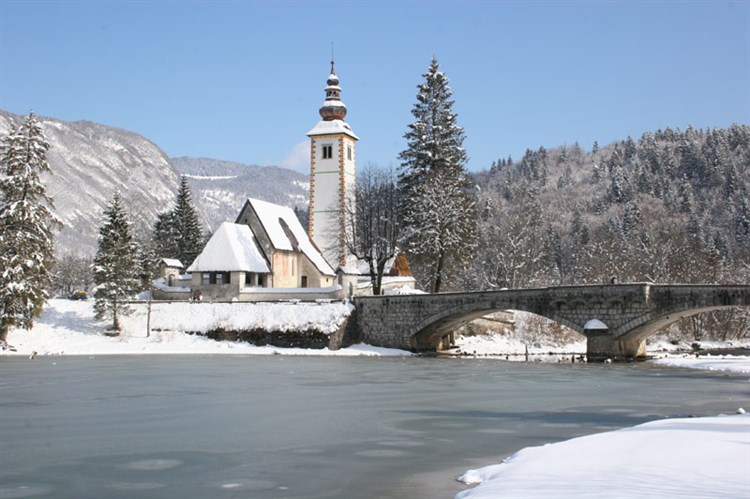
409;306;582;352
406;292;590;351
353;284;750;359
616;304;740;347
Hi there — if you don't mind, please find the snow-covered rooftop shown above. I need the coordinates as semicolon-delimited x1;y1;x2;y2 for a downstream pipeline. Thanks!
187;222;270;273
247;198;335;276
306;119;359;139
159;258;183;268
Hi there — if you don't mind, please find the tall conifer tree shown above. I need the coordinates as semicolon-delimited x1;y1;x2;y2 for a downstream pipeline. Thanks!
153;175;203;268
93;192;139;333
398;57;477;292
0;113;59;345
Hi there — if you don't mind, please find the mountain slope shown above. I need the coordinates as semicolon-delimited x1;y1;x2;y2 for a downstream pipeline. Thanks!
0;110;180;255
0;110;311;256
170;157;308;231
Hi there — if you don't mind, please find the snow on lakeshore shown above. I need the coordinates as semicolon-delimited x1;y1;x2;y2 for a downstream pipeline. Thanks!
454;333;586;357
457;413;750;499
648;354;750;373
122;300;352;335
2;299;410;357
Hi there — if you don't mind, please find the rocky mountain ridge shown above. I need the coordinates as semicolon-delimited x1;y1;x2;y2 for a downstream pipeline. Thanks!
0;110;309;255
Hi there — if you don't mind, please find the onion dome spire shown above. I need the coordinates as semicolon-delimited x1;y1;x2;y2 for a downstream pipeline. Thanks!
319;60;347;121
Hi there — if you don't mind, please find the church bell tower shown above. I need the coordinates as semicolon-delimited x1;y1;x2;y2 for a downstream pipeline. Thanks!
307;61;358;268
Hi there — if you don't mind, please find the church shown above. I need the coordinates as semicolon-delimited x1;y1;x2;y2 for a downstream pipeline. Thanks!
153;62;413;301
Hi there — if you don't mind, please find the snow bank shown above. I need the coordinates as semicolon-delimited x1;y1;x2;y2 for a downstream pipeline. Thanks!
2;299;410;357
457;413;750;499
454;333;586;357
119;300;354;335
649;354;750;373
647;336;750;353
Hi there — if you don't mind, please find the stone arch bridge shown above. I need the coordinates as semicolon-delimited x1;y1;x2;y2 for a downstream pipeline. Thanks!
352;283;750;361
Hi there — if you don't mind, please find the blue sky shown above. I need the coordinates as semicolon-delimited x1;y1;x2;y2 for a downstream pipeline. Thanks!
1;1;748;173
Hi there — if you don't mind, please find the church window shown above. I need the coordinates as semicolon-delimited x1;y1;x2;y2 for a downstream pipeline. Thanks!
322;145;333;159
347;145;352;160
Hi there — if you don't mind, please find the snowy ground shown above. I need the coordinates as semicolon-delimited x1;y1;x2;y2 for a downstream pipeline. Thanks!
457;412;750;499
3;300;749;498
649;354;750;373
1;299;409;357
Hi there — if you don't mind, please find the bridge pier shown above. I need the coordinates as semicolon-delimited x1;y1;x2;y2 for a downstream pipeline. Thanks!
585;331;647;362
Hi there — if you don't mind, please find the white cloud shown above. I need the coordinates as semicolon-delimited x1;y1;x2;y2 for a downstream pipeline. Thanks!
279;140;310;174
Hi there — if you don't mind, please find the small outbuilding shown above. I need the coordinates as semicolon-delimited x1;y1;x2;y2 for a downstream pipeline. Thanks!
158;258;184;287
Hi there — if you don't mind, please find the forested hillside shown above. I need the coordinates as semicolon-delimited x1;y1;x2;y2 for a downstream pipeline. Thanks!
465;125;749;339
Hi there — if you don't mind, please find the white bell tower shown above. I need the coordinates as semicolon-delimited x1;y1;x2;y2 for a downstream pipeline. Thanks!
307;61;358;268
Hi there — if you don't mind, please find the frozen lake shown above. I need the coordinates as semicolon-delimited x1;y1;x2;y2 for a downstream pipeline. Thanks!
0;356;745;498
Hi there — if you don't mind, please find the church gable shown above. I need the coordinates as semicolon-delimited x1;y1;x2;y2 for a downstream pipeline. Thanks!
237;198;335;278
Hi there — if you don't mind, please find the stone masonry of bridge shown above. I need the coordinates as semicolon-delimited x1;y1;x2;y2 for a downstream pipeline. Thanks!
351;283;750;361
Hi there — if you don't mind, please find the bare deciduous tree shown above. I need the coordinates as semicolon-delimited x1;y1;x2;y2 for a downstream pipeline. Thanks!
344;165;401;296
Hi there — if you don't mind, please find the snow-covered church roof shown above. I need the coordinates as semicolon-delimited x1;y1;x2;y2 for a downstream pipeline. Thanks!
187;222;270;274
245;198;336;277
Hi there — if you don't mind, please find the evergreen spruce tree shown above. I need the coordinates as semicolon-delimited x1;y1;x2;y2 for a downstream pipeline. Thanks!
152;175;204;268
137;241;158;289
678;174;694;214
736;197;750;245
172;175;204;267
93;192;139;333
397;57;477;292
153;211;179;261
0;113;59;345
